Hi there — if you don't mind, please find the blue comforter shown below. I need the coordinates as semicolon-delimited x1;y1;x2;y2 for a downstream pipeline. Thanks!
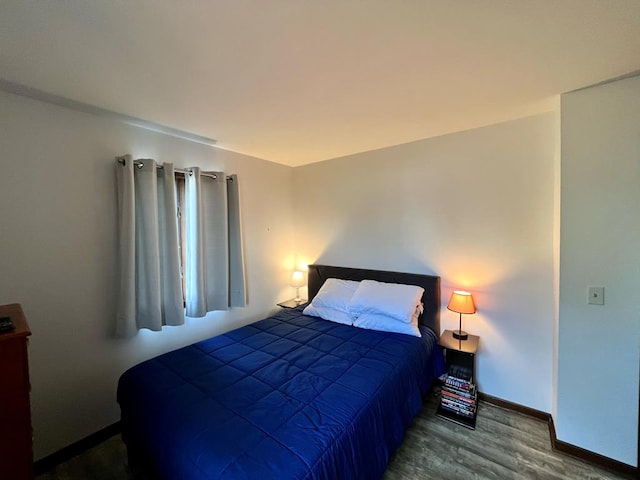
117;306;445;479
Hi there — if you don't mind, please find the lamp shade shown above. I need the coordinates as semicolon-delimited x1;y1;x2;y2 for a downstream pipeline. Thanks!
447;290;476;314
290;271;306;288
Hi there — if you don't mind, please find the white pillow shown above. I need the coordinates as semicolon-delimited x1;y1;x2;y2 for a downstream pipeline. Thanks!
353;311;421;337
348;280;424;323
302;304;353;326
310;278;360;311
303;278;360;325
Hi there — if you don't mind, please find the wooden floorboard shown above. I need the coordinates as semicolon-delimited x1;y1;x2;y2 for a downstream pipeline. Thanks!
385;390;635;480
37;388;635;480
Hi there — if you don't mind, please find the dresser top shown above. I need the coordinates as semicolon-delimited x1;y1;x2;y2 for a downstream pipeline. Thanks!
0;303;31;341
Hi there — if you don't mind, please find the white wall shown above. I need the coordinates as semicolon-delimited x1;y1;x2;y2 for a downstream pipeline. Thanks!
557;75;640;466
0;91;295;460
7;76;636;466
293;112;558;412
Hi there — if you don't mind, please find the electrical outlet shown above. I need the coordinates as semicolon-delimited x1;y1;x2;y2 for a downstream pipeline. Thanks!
588;286;604;305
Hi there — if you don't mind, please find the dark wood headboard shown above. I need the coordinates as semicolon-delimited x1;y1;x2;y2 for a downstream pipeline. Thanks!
307;264;441;335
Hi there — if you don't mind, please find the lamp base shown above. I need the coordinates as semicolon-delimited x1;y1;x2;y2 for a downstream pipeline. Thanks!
452;330;468;340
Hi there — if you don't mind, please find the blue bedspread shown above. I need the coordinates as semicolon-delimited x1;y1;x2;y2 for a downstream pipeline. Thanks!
117;306;445;479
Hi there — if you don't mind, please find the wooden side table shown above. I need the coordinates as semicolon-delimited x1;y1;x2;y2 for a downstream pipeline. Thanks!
277;298;306;309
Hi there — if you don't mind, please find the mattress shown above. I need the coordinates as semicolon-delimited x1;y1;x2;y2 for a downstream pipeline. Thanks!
117;305;445;479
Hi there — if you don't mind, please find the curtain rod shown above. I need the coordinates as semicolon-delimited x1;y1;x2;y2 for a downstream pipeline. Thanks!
117;157;231;181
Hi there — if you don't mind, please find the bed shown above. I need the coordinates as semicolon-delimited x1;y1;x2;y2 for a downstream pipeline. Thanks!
117;264;445;479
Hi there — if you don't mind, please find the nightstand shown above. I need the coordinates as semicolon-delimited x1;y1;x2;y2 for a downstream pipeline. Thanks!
436;329;479;429
277;298;306;309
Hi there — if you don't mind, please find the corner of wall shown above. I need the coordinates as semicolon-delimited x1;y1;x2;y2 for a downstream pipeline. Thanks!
551;97;561;422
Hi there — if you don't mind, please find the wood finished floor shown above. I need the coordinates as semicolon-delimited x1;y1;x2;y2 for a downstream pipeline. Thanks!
37;390;634;480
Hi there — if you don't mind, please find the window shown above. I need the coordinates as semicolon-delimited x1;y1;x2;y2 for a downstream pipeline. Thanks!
115;156;246;336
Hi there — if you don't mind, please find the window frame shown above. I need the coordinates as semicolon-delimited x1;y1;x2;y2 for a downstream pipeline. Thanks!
175;173;187;303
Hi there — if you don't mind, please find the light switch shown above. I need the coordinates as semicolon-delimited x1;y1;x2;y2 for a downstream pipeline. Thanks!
588;286;604;305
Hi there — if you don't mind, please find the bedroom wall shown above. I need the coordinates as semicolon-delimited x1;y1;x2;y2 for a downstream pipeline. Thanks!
0;90;295;460
292;112;558;413
557;75;640;466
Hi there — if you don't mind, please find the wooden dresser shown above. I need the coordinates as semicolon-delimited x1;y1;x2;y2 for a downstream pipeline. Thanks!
0;303;33;480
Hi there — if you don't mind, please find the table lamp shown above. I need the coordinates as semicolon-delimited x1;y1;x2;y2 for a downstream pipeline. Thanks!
447;290;476;340
290;271;306;303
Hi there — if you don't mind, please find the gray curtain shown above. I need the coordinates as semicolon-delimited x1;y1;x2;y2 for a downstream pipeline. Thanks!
115;156;246;335
184;168;246;317
227;174;246;307
115;155;185;337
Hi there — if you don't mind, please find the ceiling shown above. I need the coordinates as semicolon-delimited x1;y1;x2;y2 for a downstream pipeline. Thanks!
1;1;640;167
